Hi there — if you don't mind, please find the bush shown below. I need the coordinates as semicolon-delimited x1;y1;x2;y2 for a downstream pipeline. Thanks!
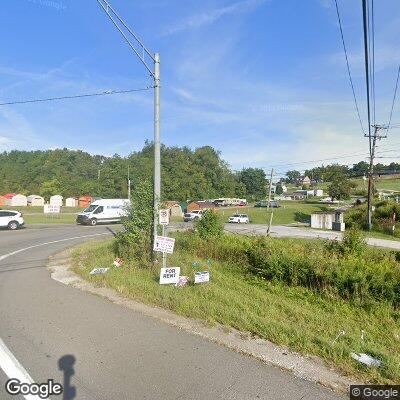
174;232;400;307
195;210;224;239
341;228;366;255
113;180;153;266
245;236;400;307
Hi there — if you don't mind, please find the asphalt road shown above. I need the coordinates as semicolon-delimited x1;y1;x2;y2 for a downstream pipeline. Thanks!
0;225;345;400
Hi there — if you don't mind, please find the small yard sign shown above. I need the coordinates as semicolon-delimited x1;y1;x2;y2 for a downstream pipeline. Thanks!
89;268;109;275
153;235;175;254
44;204;60;214
194;271;210;284
159;209;170;225
160;267;180;284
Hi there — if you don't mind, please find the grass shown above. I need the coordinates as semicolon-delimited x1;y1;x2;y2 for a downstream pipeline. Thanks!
0;206;83;214
72;235;400;384
23;213;77;224
0;205;82;224
177;201;334;225
352;177;400;192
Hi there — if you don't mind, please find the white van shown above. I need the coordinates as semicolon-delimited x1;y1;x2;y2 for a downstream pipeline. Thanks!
76;199;130;226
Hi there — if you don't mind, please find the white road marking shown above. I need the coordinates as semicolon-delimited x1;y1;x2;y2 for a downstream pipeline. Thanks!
0;337;46;400
0;232;110;263
0;232;111;398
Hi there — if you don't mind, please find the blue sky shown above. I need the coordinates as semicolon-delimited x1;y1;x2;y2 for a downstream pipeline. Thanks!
0;0;399;176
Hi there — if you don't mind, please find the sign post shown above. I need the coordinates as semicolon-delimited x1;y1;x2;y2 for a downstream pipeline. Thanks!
159;209;170;268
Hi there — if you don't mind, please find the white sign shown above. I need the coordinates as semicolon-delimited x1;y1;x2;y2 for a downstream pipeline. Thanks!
160;267;180;285
89;268;109;275
44;204;61;214
159;209;170;225
153;235;175;254
195;271;210;284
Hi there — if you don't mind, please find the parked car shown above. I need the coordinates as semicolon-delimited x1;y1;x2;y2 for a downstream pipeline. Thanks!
254;200;280;208
0;210;24;230
76;199;130;226
228;214;249;224
183;210;203;222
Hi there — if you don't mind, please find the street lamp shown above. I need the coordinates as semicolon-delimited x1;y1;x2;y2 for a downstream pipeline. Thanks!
96;0;161;246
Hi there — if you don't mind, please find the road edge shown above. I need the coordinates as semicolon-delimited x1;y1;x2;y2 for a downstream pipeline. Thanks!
47;245;358;395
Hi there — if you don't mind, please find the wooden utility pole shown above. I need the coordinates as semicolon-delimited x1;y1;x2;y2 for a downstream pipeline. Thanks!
366;125;386;231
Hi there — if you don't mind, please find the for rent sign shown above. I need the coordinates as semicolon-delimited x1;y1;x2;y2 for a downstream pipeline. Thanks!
159;267;180;285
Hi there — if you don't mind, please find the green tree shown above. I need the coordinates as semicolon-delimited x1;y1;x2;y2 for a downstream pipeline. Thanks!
238;168;267;201
113;180;153;265
196;210;223;239
328;175;351;200
285;170;301;184
40;179;62;199
275;184;284;195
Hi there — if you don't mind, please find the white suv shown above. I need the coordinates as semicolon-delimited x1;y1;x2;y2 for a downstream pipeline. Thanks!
228;214;249;224
0;210;24;230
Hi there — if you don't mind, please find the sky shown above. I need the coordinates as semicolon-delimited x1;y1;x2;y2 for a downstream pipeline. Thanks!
0;0;399;177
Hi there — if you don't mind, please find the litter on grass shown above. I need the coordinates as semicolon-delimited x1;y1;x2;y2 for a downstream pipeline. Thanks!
90;268;109;275
113;258;124;267
350;352;382;368
175;276;189;287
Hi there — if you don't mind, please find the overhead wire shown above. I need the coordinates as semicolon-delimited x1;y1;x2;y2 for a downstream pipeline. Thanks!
369;0;376;126
362;0;372;154
387;65;400;135
333;0;366;136
0;86;153;106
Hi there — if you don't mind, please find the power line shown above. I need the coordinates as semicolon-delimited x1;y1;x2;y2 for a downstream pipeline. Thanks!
370;0;376;126
387;64;400;134
333;0;366;135
0;87;153;106
362;0;373;154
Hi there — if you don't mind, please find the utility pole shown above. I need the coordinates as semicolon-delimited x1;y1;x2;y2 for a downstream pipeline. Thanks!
266;168;274;211
153;53;161;241
266;169;274;234
97;0;161;251
127;164;131;200
366;125;386;230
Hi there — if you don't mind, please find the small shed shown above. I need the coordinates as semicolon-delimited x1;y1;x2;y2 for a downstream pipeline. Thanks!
165;201;183;217
65;197;77;207
5;194;28;207
79;196;93;208
311;212;334;230
311;209;345;231
27;195;45;207
187;201;216;213
50;195;63;207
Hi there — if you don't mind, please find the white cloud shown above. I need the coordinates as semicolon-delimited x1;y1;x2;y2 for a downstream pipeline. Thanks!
163;0;268;35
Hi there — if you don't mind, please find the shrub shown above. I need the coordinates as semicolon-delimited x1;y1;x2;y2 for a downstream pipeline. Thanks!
113;180;153;266
244;237;400;307
195;209;224;239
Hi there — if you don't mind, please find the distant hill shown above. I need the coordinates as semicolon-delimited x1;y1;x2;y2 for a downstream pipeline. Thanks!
0;144;244;201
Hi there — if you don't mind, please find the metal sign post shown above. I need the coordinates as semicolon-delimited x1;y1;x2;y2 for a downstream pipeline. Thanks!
159;209;169;268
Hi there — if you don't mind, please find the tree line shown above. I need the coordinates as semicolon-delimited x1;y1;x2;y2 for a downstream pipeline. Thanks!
284;161;400;184
0;143;269;201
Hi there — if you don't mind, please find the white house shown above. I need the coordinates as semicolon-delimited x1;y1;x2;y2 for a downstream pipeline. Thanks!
5;194;28;207
27;195;45;207
50;195;63;207
65;197;77;207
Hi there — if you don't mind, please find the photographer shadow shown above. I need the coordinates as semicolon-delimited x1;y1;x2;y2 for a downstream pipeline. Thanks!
58;355;76;400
